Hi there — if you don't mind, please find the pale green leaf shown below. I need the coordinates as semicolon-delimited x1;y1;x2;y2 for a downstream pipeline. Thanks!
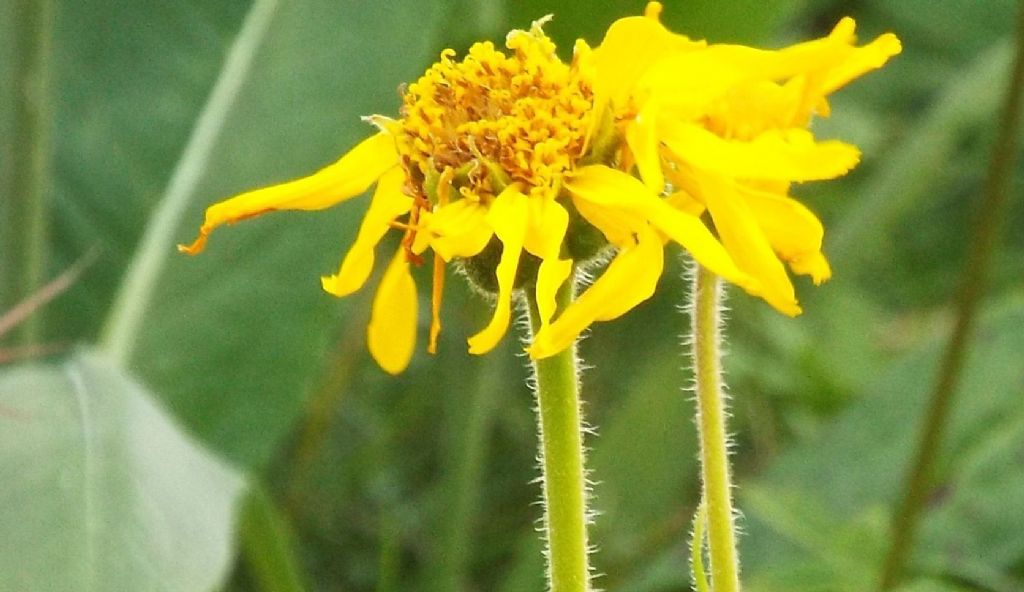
0;350;246;592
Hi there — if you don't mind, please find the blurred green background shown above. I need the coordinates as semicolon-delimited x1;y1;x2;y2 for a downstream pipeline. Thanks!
2;0;1023;590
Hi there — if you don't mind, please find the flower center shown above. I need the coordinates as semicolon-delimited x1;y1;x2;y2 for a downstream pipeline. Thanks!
397;22;594;203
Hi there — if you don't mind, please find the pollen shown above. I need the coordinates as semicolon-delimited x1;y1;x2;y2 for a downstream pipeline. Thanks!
396;20;594;203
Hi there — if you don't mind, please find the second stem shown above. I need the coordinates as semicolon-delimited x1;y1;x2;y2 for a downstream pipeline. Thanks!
527;279;591;592
691;265;740;592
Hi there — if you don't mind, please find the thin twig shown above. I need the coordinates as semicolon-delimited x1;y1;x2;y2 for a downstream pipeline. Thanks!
0;249;98;339
879;3;1024;588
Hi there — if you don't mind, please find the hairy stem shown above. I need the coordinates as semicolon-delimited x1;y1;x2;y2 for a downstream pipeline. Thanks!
691;265;740;592
879;2;1024;588
526;279;591;592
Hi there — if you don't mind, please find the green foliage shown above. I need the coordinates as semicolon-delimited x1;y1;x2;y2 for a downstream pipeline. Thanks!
0;351;245;591
2;0;1023;590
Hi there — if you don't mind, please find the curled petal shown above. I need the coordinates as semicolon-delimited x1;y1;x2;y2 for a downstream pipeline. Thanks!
321;168;412;296
698;173;801;316
625;98;665;192
423;199;494;260
529;225;663;359
524;198;573;326
535;258;574;328
179;132;398;254
567;165;755;292
660;121;860;182
467;187;530;355
367;248;418;375
823;31;902;94
736;184;832;284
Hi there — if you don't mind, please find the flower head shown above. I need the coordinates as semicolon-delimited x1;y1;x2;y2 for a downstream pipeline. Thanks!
180;4;899;372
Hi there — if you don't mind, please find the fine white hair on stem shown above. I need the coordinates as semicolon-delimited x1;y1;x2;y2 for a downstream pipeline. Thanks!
680;253;743;589
519;272;599;590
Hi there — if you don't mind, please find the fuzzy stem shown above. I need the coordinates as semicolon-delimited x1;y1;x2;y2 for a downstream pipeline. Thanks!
691;265;740;592
879;2;1024;588
526;279;591;592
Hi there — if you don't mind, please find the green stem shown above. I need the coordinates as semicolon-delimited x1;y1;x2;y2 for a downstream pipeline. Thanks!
99;0;278;366
3;0;55;345
691;265;740;592
691;502;710;592
238;484;308;592
526;279;591;592
879;2;1024;588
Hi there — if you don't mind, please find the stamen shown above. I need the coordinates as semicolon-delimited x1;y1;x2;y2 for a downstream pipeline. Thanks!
437;167;454;207
395;24;593;204
402;206;425;266
388;220;422;232
644;2;663;20
428;253;445;354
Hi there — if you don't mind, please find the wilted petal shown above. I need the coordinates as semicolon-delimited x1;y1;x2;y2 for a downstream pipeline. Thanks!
180;132;397;254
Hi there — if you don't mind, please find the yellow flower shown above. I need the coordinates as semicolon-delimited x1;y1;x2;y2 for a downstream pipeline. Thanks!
580;2;902;318
180;5;899;372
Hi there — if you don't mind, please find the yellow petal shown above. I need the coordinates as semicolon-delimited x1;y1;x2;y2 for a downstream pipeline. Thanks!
522;197;572;327
523;197;569;260
594;13;704;110
467;187;530;355
698;172;800;316
571;193;646;248
791;251;831;285
736;183;831;284
626;98;665;192
424;199;494;261
636;31;849;122
529;225;663;359
566;166;755;292
321;168;412;296
822;31;902;94
593;225;663;322
660;121;860;182
637;53;750;120
665;189;705;217
535;258;574;328
367;248;418;375
179;132;398;254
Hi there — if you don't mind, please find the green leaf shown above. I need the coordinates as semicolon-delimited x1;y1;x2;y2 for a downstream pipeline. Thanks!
740;297;1024;588
0;350;246;591
50;0;449;469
